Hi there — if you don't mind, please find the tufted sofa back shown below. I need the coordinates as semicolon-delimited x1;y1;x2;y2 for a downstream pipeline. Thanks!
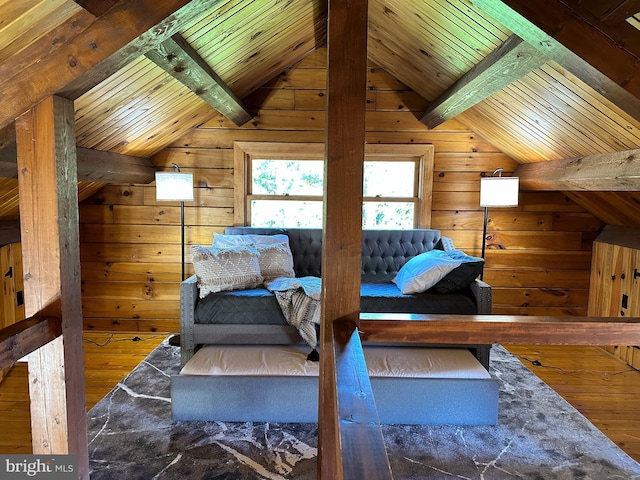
224;227;442;278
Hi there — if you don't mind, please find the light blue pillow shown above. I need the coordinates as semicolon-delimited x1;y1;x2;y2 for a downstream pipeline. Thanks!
393;250;462;294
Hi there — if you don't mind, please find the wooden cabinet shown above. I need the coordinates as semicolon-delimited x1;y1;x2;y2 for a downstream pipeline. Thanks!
588;225;640;367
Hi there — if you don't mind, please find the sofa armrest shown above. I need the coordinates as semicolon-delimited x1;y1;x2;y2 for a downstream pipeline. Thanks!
470;278;492;314
180;274;198;365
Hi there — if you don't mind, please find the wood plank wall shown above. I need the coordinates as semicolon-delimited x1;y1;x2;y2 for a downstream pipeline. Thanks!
78;48;604;333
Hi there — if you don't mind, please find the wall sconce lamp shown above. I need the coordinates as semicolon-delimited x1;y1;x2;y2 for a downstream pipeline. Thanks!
479;167;519;280
155;163;194;281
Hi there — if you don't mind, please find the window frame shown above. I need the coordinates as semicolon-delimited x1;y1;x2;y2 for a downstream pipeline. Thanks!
233;142;434;228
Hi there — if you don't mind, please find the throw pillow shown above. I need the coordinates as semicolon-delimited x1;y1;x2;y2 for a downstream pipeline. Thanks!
191;244;263;298
256;242;296;281
393;250;462;294
432;249;484;294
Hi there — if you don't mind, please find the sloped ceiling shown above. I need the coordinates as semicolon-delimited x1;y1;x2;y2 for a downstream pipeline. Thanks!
1;0;640;226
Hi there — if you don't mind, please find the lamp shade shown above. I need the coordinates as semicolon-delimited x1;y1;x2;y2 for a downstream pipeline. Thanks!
155;172;194;201
480;176;519;207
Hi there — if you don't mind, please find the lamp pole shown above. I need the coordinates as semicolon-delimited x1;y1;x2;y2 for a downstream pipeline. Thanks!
180;197;186;281
480;205;489;280
479;168;519;281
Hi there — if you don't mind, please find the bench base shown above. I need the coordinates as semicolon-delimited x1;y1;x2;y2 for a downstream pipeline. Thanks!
171;345;499;425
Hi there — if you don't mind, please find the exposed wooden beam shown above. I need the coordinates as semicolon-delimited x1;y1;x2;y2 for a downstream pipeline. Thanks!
145;33;252;126
471;0;640;121
0;147;17;175
0;145;153;183
76;148;155;183
0;220;21;246
0;316;62;371
420;35;547;129
73;0;121;16
359;313;640;345
514;149;640;190
579;0;640;25
0;123;15;151
332;319;393;480
319;0;369;477
16;96;89;478
0;124;17;176
0;0;226;131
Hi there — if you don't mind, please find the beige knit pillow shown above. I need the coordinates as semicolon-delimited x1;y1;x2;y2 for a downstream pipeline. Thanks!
256;242;295;281
191;245;263;298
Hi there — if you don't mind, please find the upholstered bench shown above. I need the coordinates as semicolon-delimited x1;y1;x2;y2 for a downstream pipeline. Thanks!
171;344;499;425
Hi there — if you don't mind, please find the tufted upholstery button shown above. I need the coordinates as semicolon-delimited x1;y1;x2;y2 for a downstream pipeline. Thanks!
224;226;443;278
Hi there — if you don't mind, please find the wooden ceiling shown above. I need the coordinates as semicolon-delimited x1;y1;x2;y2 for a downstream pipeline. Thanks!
1;0;640;225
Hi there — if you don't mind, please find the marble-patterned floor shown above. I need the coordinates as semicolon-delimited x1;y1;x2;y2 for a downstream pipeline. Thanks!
87;340;640;479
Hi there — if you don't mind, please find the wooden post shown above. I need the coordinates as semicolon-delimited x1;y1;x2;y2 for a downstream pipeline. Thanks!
319;0;369;478
16;96;89;479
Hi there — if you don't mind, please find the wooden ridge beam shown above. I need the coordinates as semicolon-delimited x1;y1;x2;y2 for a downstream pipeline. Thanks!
514;149;640;191
359;313;640;345
0;0;227;131
146;33;252;126
0;316;62;371
420;35;547;129
471;0;640;121
332;319;393;480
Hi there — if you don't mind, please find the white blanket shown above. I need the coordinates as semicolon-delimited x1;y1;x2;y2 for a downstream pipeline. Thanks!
264;276;321;347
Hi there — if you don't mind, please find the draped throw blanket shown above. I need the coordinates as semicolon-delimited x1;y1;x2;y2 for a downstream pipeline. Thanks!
264;276;321;347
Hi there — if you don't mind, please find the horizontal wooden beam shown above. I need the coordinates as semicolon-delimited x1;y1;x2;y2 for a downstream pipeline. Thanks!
471;0;640;122
76;147;155;183
146;33;252;126
0;220;21;246
73;0;121;17
421;35;547;129
0;123;15;151
359;313;640;345
514;149;640;190
0;316;62;371
0;145;154;183
332;319;393;480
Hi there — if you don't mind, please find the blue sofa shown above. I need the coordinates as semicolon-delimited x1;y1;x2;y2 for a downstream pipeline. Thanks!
180;228;492;367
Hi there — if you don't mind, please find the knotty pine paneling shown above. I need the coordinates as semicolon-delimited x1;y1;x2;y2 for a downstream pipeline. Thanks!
79;48;605;332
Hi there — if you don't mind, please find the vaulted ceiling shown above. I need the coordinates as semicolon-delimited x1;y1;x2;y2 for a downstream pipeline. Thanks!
1;0;639;226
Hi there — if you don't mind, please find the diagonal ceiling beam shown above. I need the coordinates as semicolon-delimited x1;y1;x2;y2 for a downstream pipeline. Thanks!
420;35;548;129
145;33;252;126
471;0;640;121
0;0;226;131
514;149;640;190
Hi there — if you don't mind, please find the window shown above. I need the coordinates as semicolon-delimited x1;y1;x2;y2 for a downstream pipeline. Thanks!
234;142;434;228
